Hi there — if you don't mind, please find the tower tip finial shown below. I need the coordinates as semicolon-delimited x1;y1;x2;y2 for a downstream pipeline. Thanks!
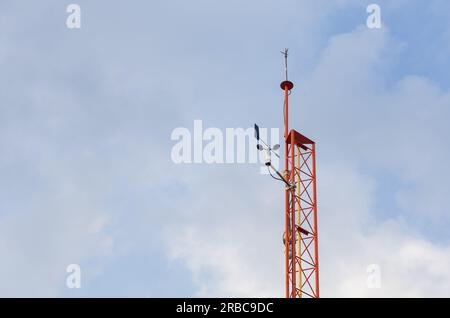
280;48;294;90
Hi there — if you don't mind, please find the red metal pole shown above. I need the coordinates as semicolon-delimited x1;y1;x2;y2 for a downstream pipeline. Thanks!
284;83;290;298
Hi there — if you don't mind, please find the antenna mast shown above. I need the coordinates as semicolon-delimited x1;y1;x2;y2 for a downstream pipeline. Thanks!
280;50;320;298
254;50;320;298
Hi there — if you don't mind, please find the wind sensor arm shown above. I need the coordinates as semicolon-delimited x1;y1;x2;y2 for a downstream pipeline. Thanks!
254;123;292;188
254;124;280;158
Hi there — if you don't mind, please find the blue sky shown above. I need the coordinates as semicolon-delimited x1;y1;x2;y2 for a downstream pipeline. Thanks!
0;0;450;297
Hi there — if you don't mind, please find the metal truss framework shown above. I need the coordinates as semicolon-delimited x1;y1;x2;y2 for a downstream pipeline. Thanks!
282;80;319;298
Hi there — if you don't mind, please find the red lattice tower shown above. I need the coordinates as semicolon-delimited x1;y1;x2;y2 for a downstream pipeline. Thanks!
281;70;319;298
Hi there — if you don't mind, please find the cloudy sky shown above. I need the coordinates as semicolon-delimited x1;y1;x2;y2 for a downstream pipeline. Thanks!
1;0;450;297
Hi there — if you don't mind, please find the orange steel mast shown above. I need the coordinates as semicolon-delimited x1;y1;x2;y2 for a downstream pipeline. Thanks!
281;49;319;298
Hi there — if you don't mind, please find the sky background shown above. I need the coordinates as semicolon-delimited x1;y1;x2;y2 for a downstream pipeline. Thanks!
0;0;450;297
